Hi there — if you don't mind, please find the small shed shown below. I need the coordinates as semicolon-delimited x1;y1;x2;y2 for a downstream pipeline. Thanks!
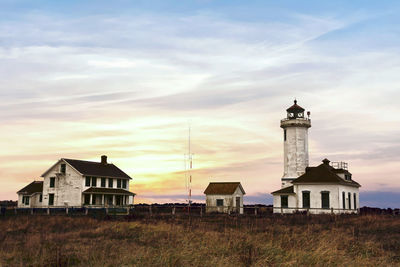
204;182;245;214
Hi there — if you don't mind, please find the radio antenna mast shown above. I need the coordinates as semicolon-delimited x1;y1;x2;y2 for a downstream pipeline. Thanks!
184;124;193;212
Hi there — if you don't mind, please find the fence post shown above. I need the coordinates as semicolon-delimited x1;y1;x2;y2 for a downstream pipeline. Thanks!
47;208;50;215
254;207;258;216
85;207;88;215
30;208;33;215
106;207;109;215
172;206;175;216
200;206;203;217
149;205;152;216
331;208;334;215
14;207;17;215
66;207;69;215
126;207;129;215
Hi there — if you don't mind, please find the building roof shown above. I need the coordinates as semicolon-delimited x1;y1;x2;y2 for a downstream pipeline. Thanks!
83;187;136;195
291;159;361;187
204;182;245;195
271;185;295;195
42;158;132;179
286;100;305;112
17;181;43;195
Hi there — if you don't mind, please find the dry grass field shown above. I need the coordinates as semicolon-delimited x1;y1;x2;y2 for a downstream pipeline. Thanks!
0;214;399;266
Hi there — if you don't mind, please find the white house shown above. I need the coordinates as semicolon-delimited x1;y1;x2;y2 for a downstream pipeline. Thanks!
271;100;361;214
17;181;43;208
204;182;245;214
17;155;135;208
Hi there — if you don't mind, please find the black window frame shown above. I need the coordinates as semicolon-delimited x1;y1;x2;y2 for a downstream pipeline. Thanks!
25;196;30;205
117;179;121;188
342;191;346;209
353;193;357;210
60;163;66;174
49;177;55;188
48;194;54;206
216;199;224;206
39;194;42;203
84;194;90;205
108;178;113;188
281;195;289;208
302;191;310;208
122;179;127;189
348;192;351;210
101;178;106;188
92;194;97;205
284;129;287;141
321;191;330;209
92;177;97;187
85;176;91;187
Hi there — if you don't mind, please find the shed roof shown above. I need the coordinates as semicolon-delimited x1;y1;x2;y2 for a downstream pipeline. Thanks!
17;181;43;195
83;187;135;195
204;182;245;195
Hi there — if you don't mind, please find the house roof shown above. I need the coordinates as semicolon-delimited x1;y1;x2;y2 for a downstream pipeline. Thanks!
42;158;132;179
271;185;295;195
291;160;361;187
204;182;245;195
83;187;136;195
17;181;43;195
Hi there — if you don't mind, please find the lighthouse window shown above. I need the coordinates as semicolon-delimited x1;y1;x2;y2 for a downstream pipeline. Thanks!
281;195;288;208
284;129;287;141
321;191;330;209
302;191;310;208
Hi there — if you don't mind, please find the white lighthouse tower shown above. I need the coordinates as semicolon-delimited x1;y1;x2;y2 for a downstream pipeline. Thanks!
280;100;311;188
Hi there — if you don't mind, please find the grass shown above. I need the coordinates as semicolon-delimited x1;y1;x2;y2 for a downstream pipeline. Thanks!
0;214;399;266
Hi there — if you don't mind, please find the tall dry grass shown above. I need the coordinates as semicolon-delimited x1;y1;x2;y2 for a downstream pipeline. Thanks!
0;214;399;266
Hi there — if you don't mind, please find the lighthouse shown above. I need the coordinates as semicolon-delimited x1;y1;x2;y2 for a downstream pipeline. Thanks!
280;100;311;188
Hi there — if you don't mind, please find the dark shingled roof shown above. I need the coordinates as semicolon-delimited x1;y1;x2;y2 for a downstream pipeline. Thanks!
271;185;295;195
292;160;360;187
204;182;245;195
83;187;135;195
63;159;132;179
17;181;43;195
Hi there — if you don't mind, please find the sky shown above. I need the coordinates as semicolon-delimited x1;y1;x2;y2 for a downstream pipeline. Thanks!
1;0;399;208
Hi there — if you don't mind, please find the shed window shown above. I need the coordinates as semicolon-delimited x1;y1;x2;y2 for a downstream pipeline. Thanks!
50;177;55;188
22;196;30;205
108;178;113;188
39;194;42;203
101;178;106;188
117;179;122;188
60;164;66;174
48;194;54;206
216;199;224;206
302;191;310;208
281;195;288;208
122;179;127;189
321;192;330;209
85;177;91;187
92;177;97;187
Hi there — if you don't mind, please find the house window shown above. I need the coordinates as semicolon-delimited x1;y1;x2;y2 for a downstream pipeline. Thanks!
60;164;66;174
348;192;351;210
50;177;55;188
281;195;288;208
216;199;224;206
284;129;287;141
122;180;127;189
108;178;113;188
84;194;90;205
101;178;106;188
92;194;96;205
92;177;97;187
116;195;122;206
353;193;357;210
48;194;54;206
85;177;91;187
342;191;346;209
117;179;121;188
321;191;330;209
302;191;310;208
39;194;42;203
25;196;30;205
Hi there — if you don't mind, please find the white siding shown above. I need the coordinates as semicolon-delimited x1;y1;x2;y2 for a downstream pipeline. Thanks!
205;187;244;214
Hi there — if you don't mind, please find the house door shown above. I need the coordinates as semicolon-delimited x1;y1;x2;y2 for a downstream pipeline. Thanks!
236;197;240;213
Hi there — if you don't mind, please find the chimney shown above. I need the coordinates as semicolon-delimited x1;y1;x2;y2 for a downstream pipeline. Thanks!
101;155;107;165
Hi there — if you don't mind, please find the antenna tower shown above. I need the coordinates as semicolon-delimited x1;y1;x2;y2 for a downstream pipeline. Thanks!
184;125;193;212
